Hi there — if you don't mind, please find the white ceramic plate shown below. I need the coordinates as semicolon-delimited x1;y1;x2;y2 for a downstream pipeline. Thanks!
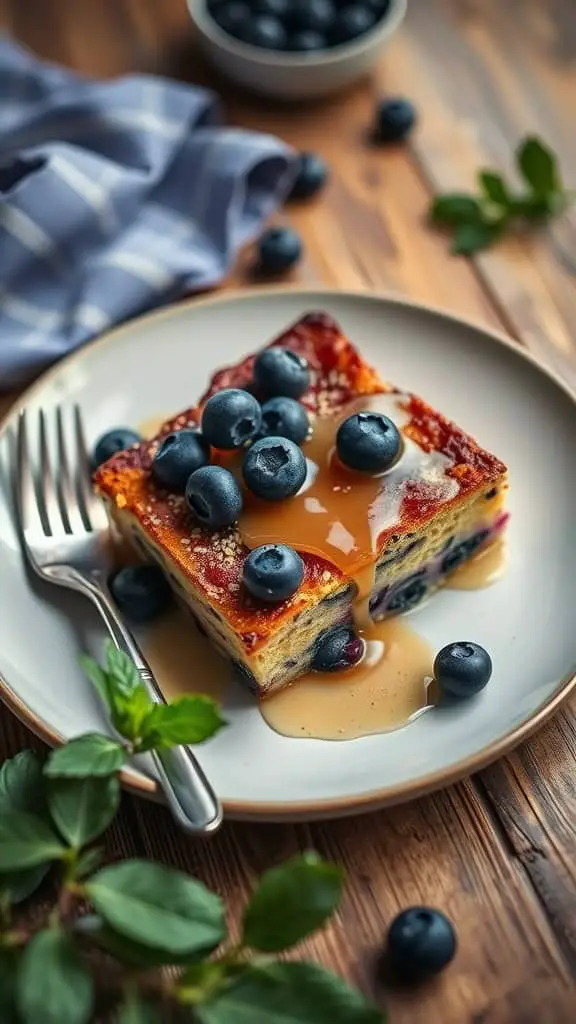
1;289;575;821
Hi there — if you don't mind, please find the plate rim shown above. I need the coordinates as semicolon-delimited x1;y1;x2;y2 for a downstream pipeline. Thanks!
2;284;575;820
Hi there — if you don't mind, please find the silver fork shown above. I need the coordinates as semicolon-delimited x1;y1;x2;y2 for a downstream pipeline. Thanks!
15;405;223;836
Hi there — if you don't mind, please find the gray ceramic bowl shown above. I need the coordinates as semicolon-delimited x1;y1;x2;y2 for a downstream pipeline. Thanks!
188;0;407;101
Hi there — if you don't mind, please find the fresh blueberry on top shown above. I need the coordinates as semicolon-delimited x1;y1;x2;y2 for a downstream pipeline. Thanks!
386;907;456;981
336;412;401;473
330;5;375;44
243;14;287;48
210;1;251;39
434;642;492;700
151;429;210;493
201;389;262;450
109;564;171;623
312;624;364;672
256;227;303;275
260;396;310;445
288;152;329;201
286;29;327;51
374;97;417;144
242;436;307;500
93;428;141;469
185;465;243;529
287;0;335;31
243;544;304;602
253;346;310;399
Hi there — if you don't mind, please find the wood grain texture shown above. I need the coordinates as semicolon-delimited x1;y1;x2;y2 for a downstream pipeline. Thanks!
0;1;575;1020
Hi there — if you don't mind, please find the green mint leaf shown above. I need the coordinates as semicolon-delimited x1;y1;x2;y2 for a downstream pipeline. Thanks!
116;990;161;1024
0;951;19;1024
0;864;48;906
0;810;66;871
138;696;226;751
451;220;501;255
516;136;561;197
86;860;226;957
429;194;483;225
194;962;384;1024
44;734;126;779
80;655;113;710
74;847;103;880
478;170;512;208
242;852;344;953
47;775;120;849
0;750;46;816
106;643;144;699
75;914;202;968
17;928;94;1024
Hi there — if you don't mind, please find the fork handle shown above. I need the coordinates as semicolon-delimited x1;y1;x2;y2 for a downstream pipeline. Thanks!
85;584;223;836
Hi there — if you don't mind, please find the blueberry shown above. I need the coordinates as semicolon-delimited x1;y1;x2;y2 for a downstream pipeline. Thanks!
312;624;364;672
365;0;391;16
260;397;310;445
330;5;375;44
386;907;456;981
243;544;304;602
336;412;402;473
287;0;335;31
386;574;427;613
242;436;307;501
374;97;416;143
201;389;262;450
434;642;492;700
211;1;251;38
243;14;287;48
253;347;310;399
109;564;171;623
441;531;489;575
286;30;327;50
256;227;303;275
151;429;209;493
185;465;243;529
93;428;141;469
253;0;289;15
288;152;329;201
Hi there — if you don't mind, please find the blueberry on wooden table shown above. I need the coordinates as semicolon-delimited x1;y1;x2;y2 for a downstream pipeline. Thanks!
201;389;262;450
260;396;310;445
288;152;329;201
434;642;492;699
243;543;305;602
186;465;243;529
256;226;303;275
336;411;402;472
92;428;141;468
109;565;172;623
253;346;310;399
242;436;307;500
311;624;365;672
386;907;457;982
374;97;417;143
151;429;210;493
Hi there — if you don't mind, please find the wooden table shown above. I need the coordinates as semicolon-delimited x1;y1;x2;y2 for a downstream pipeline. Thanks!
1;1;575;1020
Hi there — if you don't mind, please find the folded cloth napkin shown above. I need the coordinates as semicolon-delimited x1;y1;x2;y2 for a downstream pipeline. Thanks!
0;38;295;388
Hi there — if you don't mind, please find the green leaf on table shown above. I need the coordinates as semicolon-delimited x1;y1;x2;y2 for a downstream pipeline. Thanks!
429;194;483;225
516;136;561;197
0;751;51;903
478;170;512;208
47;775;120;849
0;810;66;871
1;864;49;905
74;847;103;880
44;733;126;779
138;696;226;751
242;852;344;953
116;990;162;1024
194;962;384;1024
82;645;153;740
17;928;94;1024
0;950;20;1024
86;860;226;957
75;913;204;968
451;220;501;255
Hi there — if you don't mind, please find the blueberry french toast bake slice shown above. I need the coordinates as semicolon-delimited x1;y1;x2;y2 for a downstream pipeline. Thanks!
95;311;508;695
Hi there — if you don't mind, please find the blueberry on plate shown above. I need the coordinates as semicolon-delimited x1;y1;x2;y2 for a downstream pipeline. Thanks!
210;1;251;39
330;5;375;44
441;530;489;575
243;13;287;48
201;389;262;450
288;152;329;201
374;97;417;143
256;226;303;276
253;347;310;399
433;642;492;700
151;429;210;493
386;907;457;981
386;573;427;614
287;0;335;31
243;436;307;500
286;29;327;50
92;428;141;469
243;543;304;602
109;564;171;623
186;465;243;529
336;411;402;473
260;397;310;445
312;624;364;672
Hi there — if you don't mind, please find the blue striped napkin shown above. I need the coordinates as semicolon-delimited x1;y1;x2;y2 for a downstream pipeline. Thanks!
0;38;296;388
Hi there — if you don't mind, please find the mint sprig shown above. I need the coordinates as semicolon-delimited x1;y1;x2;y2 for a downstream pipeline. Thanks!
0;647;384;1023
430;135;572;255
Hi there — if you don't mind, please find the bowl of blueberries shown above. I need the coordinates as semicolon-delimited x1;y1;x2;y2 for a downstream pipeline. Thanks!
189;0;407;100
